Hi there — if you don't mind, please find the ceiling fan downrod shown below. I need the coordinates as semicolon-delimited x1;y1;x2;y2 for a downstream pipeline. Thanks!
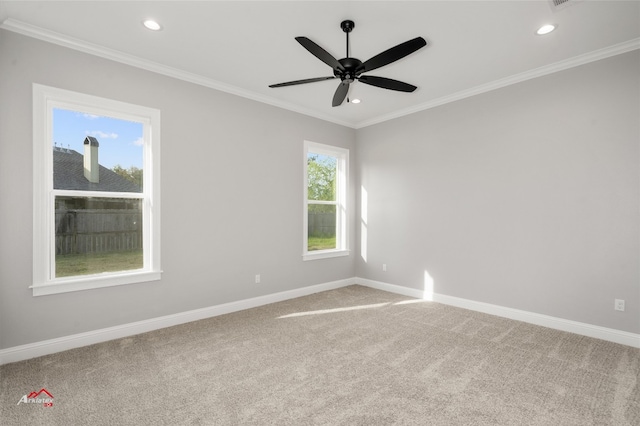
341;20;355;58
268;19;426;107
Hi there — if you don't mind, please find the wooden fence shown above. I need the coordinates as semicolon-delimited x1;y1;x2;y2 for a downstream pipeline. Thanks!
55;209;142;255
308;212;336;238
56;210;331;254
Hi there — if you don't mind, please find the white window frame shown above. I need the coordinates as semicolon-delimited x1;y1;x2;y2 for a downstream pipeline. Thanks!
303;140;349;261
32;84;161;296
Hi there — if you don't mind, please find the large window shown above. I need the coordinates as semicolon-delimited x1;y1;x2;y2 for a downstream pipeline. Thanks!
303;141;349;261
32;84;161;296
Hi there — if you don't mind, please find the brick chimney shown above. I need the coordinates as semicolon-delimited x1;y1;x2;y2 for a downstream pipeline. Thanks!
83;136;99;183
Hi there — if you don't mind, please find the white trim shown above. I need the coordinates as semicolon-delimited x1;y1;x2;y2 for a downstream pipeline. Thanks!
2;276;638;364
357;278;428;299
52;189;145;199
0;278;356;365
303;141;349;259
355;38;640;129
303;249;350;261
356;277;640;348
30;271;162;296
32;84;161;296
0;18;352;129
3;19;637;130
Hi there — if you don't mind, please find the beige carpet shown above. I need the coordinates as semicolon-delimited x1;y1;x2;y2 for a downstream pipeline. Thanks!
1;285;638;425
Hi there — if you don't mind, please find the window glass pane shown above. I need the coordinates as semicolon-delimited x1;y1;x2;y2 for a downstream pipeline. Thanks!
307;153;336;201
55;196;143;277
308;204;336;251
53;108;143;192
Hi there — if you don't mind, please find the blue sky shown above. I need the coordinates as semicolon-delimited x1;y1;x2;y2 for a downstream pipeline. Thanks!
53;108;143;169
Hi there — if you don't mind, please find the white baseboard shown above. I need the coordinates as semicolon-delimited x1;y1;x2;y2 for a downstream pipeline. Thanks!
356;277;640;348
0;278;355;365
2;276;637;365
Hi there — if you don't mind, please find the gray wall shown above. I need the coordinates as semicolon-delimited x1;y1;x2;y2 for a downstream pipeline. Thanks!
1;29;638;350
0;30;356;349
356;51;640;334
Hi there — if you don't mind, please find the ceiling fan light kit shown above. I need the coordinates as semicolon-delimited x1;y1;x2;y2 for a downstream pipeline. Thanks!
269;20;427;107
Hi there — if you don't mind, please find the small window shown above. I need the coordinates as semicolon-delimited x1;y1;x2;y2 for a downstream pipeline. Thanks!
32;84;161;296
303;141;349;261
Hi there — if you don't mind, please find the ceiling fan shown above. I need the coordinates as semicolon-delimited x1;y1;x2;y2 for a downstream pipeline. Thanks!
269;20;427;107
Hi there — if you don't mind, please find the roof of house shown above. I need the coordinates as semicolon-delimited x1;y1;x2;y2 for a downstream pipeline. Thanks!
53;147;141;193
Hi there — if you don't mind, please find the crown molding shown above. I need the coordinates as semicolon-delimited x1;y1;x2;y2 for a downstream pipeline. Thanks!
1;18;638;130
355;37;640;129
0;18;354;128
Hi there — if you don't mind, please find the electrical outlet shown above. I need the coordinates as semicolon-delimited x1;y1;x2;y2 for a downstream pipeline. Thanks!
255;274;261;284
614;299;625;311
382;264;387;272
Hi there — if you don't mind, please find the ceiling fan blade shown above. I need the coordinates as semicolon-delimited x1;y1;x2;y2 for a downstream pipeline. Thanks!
296;36;345;72
269;76;336;88
358;37;427;74
332;81;350;107
358;75;417;92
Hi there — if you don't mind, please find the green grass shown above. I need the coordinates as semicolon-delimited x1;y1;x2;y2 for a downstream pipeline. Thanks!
308;236;336;251
56;249;143;277
56;238;336;277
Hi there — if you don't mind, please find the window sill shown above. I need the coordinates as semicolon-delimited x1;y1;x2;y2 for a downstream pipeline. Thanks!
303;249;350;261
31;270;162;296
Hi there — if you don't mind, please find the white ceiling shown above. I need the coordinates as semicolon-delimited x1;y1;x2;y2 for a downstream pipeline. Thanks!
1;1;639;128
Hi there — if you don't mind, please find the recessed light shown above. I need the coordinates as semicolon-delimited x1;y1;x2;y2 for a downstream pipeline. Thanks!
351;98;361;104
143;20;162;31
536;24;557;35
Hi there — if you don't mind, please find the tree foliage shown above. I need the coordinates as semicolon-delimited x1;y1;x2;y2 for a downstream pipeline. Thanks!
112;164;143;189
307;154;336;201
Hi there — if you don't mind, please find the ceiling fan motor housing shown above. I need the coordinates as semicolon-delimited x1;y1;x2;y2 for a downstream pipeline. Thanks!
269;18;426;107
334;57;363;82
